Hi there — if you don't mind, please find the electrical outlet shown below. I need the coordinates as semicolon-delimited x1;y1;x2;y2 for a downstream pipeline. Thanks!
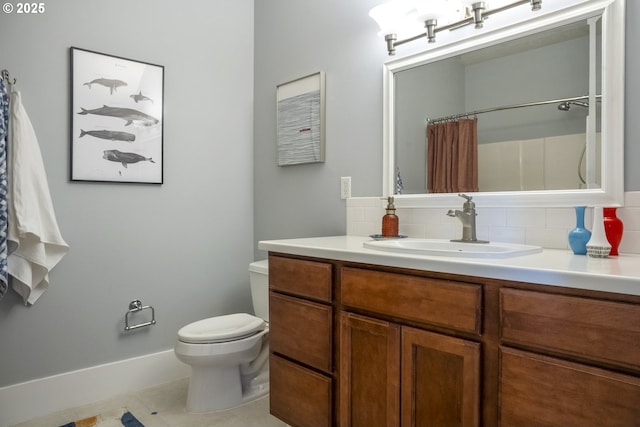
341;176;351;199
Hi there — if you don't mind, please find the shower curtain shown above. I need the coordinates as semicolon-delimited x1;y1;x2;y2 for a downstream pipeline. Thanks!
426;118;479;193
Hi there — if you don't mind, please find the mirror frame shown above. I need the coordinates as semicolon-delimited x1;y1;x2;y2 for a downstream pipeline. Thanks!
382;0;625;208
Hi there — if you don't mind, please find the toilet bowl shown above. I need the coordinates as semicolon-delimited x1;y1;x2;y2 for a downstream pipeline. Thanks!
174;260;270;413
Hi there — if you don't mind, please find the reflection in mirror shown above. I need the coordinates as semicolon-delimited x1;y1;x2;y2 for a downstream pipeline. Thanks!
396;19;601;194
383;0;624;207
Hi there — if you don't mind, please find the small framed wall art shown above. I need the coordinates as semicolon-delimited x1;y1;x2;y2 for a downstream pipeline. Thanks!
276;71;325;166
70;47;164;184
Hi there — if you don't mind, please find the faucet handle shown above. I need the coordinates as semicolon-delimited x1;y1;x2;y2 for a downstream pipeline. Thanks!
458;193;476;210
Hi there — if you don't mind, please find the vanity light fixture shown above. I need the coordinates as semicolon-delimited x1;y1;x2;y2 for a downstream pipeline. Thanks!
467;1;486;28
370;0;543;55
414;0;451;43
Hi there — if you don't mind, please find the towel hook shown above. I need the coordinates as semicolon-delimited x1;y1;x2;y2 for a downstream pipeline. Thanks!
1;69;16;85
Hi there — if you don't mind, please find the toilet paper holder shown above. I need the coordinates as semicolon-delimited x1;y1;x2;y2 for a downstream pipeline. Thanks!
124;299;156;331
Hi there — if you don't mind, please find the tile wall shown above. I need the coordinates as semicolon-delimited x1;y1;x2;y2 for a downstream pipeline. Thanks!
478;133;600;192
347;191;640;254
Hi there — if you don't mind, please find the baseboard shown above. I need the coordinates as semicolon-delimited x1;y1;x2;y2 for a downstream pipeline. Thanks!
0;349;190;426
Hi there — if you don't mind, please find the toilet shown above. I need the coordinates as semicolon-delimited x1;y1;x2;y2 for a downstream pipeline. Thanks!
174;260;270;413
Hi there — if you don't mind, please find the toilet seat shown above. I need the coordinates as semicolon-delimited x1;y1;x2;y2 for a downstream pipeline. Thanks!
178;313;265;344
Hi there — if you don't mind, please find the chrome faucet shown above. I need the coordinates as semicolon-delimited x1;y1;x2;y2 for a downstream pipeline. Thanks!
447;194;489;243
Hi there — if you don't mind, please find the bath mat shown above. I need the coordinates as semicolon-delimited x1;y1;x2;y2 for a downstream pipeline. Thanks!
59;409;144;427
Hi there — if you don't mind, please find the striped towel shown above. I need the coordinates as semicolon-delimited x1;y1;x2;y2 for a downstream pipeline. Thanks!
0;78;9;301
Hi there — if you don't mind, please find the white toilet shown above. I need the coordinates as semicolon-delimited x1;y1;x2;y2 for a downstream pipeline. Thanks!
174;260;270;413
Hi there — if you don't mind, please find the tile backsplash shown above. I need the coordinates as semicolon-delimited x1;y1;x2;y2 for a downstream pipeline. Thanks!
347;191;640;254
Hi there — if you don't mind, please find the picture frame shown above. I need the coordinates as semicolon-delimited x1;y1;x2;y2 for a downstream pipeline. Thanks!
70;47;164;184
276;71;325;166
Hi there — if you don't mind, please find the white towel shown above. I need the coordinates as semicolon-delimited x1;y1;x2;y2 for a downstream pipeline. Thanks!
7;90;69;305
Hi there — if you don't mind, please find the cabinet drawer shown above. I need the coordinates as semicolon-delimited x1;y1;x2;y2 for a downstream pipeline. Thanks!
269;292;332;372
270;354;332;427
269;255;332;302
499;346;640;426
500;288;640;368
341;267;482;334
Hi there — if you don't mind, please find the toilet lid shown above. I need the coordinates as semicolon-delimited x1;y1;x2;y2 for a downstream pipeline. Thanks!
178;313;266;344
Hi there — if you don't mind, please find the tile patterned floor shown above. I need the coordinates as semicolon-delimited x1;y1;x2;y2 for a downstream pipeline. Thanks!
11;378;287;427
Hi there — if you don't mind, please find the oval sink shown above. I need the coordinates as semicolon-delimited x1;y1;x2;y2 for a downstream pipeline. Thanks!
363;238;542;258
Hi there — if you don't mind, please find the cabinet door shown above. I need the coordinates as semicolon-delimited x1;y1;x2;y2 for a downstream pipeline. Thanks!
499;346;640;427
339;312;400;427
401;326;481;427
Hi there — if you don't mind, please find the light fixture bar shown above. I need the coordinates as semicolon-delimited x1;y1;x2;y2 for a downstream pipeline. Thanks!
382;0;540;55
483;0;532;19
470;2;486;29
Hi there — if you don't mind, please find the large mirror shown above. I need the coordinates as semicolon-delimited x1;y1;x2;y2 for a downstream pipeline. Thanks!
383;0;624;207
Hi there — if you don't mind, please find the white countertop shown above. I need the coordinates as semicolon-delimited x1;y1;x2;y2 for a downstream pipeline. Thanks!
259;235;640;297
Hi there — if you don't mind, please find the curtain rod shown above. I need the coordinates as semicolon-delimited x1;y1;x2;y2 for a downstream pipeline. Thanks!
426;94;601;124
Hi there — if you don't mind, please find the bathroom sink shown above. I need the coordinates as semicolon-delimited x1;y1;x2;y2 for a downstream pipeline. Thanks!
363;238;542;259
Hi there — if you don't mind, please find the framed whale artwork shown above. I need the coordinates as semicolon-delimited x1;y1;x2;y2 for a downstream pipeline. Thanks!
70;47;164;184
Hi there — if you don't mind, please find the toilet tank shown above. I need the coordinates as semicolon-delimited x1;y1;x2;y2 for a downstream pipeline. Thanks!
249;260;269;322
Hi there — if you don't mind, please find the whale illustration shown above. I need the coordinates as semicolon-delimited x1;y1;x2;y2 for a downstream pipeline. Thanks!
83;78;128;95
103;150;155;168
78;105;159;127
130;91;154;104
80;129;136;142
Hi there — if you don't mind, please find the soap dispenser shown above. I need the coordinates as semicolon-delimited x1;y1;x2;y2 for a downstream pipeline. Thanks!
382;196;399;237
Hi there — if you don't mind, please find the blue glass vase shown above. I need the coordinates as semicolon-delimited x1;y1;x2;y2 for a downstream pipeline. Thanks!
568;206;591;255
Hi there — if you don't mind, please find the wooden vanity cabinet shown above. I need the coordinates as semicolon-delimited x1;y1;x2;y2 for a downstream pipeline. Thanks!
401;326;481;427
499;347;640;426
339;267;482;427
268;255;334;427
267;253;640;427
339;312;400;427
498;288;640;426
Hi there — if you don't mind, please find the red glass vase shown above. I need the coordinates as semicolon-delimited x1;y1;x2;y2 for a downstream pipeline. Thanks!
603;207;623;256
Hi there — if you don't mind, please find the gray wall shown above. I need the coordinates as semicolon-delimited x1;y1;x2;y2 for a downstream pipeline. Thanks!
254;0;640;259
254;0;390;255
466;35;591;142
396;59;465;194
0;0;255;387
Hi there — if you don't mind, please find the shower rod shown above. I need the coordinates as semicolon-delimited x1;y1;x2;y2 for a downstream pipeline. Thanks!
426;94;602;124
